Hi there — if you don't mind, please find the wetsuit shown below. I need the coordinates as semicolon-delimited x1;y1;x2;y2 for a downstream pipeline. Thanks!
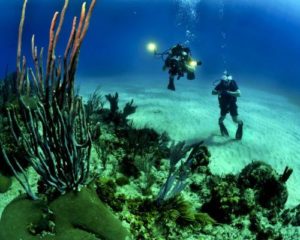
214;80;239;117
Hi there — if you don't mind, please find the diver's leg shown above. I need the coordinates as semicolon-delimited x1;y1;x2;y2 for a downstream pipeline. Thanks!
232;115;243;125
231;104;243;140
167;75;175;91
219;112;229;137
232;115;243;140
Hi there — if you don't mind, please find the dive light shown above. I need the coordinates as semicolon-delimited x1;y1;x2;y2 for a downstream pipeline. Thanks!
147;42;157;54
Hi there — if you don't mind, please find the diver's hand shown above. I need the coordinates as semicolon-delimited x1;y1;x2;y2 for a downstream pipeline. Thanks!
227;90;241;97
212;90;219;95
219;90;230;97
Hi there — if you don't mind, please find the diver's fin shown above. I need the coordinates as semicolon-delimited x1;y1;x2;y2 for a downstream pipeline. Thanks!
235;122;243;140
167;84;175;91
219;122;229;137
167;78;175;91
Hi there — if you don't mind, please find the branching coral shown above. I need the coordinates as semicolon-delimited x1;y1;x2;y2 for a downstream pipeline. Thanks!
156;141;209;205
0;0;97;200
105;92;137;125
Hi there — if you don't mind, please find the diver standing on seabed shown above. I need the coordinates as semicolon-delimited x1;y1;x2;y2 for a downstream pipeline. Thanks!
212;71;243;140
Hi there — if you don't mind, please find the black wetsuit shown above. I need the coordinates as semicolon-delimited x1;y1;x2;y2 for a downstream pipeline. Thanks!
164;45;193;76
214;80;239;116
164;44;199;90
165;57;182;76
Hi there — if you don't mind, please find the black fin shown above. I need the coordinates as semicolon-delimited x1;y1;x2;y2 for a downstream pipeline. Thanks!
219;122;229;137
235;122;243;140
167;78;175;91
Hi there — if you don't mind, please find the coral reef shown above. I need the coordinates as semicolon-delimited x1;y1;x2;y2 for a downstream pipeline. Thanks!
0;0;97;200
0;1;299;240
238;160;288;209
0;1;131;240
0;110;30;176
202;161;290;224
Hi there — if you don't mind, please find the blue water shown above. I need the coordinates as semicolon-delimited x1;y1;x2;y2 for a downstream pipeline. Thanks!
0;0;299;99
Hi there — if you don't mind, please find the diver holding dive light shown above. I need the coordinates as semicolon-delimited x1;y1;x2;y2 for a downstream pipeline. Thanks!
147;43;202;91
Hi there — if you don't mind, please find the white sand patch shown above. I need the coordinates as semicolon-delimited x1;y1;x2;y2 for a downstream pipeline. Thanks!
80;74;300;207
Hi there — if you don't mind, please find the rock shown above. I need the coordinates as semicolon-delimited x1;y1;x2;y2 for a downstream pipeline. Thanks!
0;187;130;240
0;174;12;193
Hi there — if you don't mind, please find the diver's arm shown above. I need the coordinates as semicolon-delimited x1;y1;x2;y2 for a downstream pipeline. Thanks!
227;89;241;97
212;89;219;95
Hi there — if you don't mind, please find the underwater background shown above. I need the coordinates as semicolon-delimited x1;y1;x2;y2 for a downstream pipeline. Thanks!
1;0;300;239
0;0;300;100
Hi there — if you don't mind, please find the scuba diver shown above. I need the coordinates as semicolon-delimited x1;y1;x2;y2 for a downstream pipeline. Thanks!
148;43;201;91
212;71;243;140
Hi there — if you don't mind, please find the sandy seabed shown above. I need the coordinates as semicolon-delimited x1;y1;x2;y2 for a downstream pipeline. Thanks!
80;74;300;207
